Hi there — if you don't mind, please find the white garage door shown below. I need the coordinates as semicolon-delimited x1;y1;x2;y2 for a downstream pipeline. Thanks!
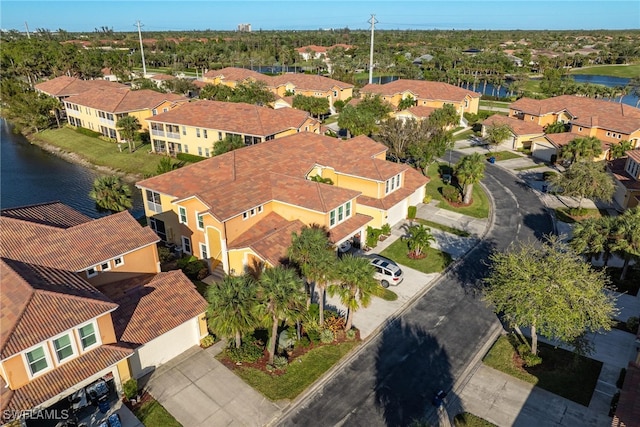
130;318;200;378
532;142;556;163
386;199;407;226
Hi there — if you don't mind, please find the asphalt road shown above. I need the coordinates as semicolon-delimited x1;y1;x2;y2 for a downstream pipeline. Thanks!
275;155;554;427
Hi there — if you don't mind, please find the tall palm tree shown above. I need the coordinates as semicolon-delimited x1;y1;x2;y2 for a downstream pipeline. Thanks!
116;115;141;153
561;136;603;163
571;217;608;263
206;275;260;349
454;153;486;205
403;223;435;258
609;140;634;160
288;225;333;308
258;266;306;365
88;175;132;213
611;208;640;280
328;255;378;331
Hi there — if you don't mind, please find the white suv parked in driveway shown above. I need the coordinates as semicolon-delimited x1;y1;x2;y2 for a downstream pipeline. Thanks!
369;256;404;288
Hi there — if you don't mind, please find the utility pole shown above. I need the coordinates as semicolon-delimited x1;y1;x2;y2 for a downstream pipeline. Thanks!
24;21;31;39
368;14;377;85
136;20;147;78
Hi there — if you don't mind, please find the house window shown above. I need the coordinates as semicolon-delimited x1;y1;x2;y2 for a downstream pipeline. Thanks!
330;210;336;227
53;333;76;362
25;346;49;376
385;174;401;195
243;212;249;220
196;128;201;138
182;126;186;135
86;266;98;278
197;213;204;230
345;201;351;217
78;322;98;350
333;90;338;97
338;205;344;222
258;205;263;213
184;145;189;154
606;131;611;136
205;148;210;157
250;208;256;216
200;243;208;260
100;261;110;272
146;190;162;213
179;206;188;224
113;257;124;267
198;147;203;156
152;109;157;116
218;132;223;140
163;108;169;113
203;129;208;139
578;127;583;131
182;236;192;254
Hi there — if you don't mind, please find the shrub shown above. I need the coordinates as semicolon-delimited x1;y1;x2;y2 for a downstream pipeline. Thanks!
157;246;173;263
407;205;417;219
517;343;542;367
320;329;335;343
226;340;264;363
442;185;461;203
617;368;627;389
306;329;321;344
200;335;215;348
75;127;102;138
273;355;288;370
324;313;346;333
423;195;432;204
179;257;209;280
381;223;392;236
123;379;138;400
346;329;357;341
176;152;205;163
542;171;558;181
626;316;639;333
366;226;383;248
297;336;311;348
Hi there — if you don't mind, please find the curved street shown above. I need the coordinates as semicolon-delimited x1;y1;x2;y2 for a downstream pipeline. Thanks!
274;154;554;426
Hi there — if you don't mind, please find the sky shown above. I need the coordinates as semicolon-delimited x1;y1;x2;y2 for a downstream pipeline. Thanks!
1;0;639;33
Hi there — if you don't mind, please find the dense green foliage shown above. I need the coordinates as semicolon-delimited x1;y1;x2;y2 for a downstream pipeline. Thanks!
549;161;615;209
88;175;133;213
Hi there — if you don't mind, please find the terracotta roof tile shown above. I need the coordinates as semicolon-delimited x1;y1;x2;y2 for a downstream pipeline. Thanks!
628;150;640;163
482;114;545;136
99;271;207;346
271;73;353;90
35;76;126;97
203;67;271;84
1;210;160;271
65;88;187;114
228;213;306;266
510;95;640;134
1;202;92;228
1;259;117;359
361;79;480;103
357;167;428;210
3;345;132;412
147;100;313;136
328;213;374;243
138;132;391;221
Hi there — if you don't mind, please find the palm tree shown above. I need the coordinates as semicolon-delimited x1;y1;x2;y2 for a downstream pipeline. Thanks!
626;76;640;108
116;115;141;153
403;223;435;258
88;175;132;213
328;255;378;331
206;275;260;349
609;140;634;160
571;218;608;263
611;208;640;280
454;153;486;205
561;136;603;163
258;266;306;365
155;156;184;175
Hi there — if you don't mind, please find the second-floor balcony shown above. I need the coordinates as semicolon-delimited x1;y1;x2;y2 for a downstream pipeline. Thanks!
99;118;115;126
166;132;180;140
66;108;80;116
151;129;166;137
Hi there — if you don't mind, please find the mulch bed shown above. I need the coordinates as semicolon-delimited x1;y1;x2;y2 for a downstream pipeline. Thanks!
123;390;154;412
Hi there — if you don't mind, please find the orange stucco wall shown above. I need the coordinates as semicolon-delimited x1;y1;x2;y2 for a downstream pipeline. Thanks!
96;313;117;345
85;244;159;286
2;354;29;389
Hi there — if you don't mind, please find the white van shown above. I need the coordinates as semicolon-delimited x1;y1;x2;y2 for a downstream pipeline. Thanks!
370;256;404;288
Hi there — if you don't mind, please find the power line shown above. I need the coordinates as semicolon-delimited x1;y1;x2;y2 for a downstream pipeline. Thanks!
368;14;378;85
135;20;147;77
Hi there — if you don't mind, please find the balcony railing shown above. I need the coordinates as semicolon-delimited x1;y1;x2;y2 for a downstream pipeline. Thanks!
99;118;115;126
166;132;180;139
151;129;166;137
66;109;80;116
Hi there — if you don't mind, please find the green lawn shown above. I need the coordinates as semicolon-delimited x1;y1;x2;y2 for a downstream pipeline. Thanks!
414;218;471;237
371;284;399;301
483;335;602;406
454;413;497;427
232;341;358;400
379;238;453;274
485;151;523;161
133;397;182;427
569;64;640;79
479;100;510;109
455;129;474;141
34;127;166;177
425;162;490;219
513;164;546;171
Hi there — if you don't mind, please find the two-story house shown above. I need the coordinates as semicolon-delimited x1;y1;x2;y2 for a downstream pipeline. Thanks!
359;79;481;123
609;150;640;209
202;67;271;88
481;114;546;151
35;76;127;102
136;132;428;275
146;100;321;157
0;202;208;418
508;95;640;155
63;87;188;141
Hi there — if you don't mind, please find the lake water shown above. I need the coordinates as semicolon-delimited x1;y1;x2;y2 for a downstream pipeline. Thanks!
0;120;144;218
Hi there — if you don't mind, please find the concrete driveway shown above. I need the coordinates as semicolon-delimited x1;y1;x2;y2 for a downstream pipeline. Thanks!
143;345;282;427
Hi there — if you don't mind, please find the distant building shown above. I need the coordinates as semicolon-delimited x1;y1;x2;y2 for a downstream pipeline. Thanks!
237;23;251;32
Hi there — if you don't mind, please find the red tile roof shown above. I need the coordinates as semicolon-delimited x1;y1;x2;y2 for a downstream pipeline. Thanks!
628;150;640;163
1;210;160;271
357;167;429;210
328;213;374;243
99;271;207;346
138;132;417;222
271;73;353;90
147;100;314;136
612;363;640;427
0;259;117;359
403;106;438;119
35;76;127;97
203;67;270;84
510;95;640;134
544;132;609;151
228;212;306;266
360;79;481;103
482;114;545;136
608;158;640;190
64;88;187;113
1;344;132;412
1;201;92;228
